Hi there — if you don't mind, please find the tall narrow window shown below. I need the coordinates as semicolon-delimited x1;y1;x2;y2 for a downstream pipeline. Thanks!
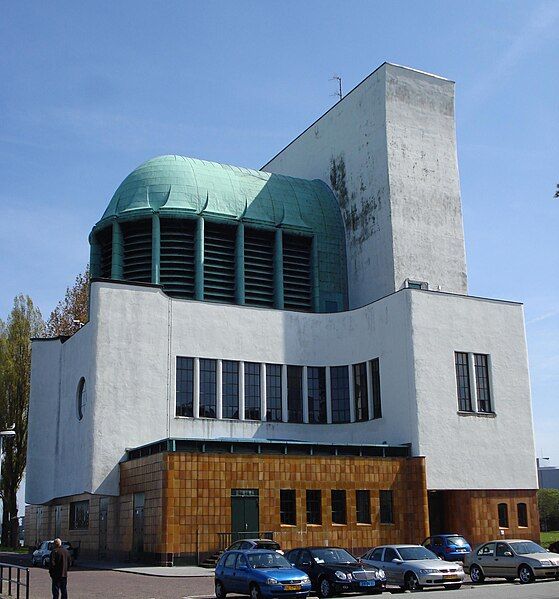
370;358;382;419
204;222;236;303
517;503;528;527
455;352;472;412
498;503;509;528
244;362;261;420
69;500;89;530
244;228;274;307
331;490;347;524
379;490;394;524
222;360;239;419
283;234;312;311
307;367;327;423
306;490;322;525
287;366;303;423
353;363;369;421
474;354;492;413
176;357;194;417
160;218;196;299
266;364;283;422
121;219;152;283
356;490;371;524
330;366;350;423
280;489;296;525
199;358;217;418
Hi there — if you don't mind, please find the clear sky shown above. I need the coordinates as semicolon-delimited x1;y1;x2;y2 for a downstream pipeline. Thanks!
1;1;558;465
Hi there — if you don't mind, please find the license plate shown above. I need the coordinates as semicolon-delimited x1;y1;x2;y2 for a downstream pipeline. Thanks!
283;585;301;591
359;580;376;587
443;575;459;580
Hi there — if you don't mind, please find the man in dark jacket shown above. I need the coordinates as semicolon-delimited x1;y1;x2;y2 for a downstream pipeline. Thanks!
49;538;71;599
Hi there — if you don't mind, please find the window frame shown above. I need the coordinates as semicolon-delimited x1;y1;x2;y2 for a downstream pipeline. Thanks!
331;489;347;525
306;489;322;525
176;357;194;417
498;502;509;528
379;490;394;524
69;500;89;530
474;353;492;413
517;502;528;527
222;360;239;419
266;364;283;422
370;358;382;419
330;366;350;423
199;358;217;418
307;366;327;424
244;362;261;420
356;490;371;524
287;366;303;423
455;352;473;412
280;489;297;526
353;363;369;422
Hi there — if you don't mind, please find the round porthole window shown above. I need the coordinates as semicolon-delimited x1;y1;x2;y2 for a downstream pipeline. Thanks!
76;377;87;421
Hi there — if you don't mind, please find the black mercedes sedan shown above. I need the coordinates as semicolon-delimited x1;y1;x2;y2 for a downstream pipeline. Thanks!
284;547;386;597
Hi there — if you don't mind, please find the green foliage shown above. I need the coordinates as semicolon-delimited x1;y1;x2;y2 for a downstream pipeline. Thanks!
541;530;559;549
46;266;90;337
538;488;559;531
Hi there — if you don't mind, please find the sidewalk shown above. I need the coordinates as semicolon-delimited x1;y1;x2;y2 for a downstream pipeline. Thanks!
79;559;215;577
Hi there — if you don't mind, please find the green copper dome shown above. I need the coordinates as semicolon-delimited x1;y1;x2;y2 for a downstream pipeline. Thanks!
91;155;347;312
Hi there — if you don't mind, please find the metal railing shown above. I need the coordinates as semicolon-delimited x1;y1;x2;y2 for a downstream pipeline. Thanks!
0;563;30;599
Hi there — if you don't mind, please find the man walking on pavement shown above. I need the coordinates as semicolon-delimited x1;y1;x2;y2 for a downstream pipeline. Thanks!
49;538;71;599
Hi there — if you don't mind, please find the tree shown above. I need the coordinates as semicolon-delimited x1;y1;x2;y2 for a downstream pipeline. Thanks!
0;295;44;547
45;267;90;337
537;488;559;531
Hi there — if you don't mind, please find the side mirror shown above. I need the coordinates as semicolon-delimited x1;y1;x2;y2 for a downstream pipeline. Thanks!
504;552;513;557
301;561;312;567
392;558;403;564
291;563;296;567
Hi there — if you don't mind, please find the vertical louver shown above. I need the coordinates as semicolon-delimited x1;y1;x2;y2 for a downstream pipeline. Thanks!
244;228;274;307
204;222;236;302
283;234;312;311
160;218;196;299
122;220;152;283
97;227;112;278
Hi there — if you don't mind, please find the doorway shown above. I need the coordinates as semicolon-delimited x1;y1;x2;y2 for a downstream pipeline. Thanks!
428;491;446;535
132;492;145;560
98;497;109;559
231;489;259;541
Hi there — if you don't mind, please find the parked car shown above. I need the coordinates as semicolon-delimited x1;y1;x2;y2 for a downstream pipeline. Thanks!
464;539;559;584
422;534;471;561
31;540;77;567
285;546;386;597
549;541;559;554
361;544;464;591
215;549;311;599
227;539;283;554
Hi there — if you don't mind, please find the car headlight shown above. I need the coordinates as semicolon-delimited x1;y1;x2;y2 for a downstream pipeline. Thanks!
538;560;552;566
376;569;386;579
419;568;440;574
301;576;310;584
266;578;279;585
335;571;347;580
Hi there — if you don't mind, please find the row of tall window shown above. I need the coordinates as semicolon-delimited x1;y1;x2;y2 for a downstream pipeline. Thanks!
498;502;529;528
176;357;382;423
454;352;492;413
280;489;394;526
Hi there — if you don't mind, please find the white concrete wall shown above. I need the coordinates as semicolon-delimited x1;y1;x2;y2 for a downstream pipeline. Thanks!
409;291;537;490
263;62;467;307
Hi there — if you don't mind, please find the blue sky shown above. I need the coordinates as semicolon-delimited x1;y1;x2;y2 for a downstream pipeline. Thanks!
1;1;558;465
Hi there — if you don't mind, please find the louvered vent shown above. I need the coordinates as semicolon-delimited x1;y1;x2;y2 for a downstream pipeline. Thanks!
122;220;152;283
160;218;196;298
283;234;312;311
204;222;236;303
97;227;112;278
244;228;274;307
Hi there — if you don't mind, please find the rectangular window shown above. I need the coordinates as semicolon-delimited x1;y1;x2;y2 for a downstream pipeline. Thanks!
517;502;528;527
379;490;394;524
370;358;382;419
199;358;217;418
280;489;296;525
306;490;322;525
331;366;350;423
266;364;283;422
69;500;89;530
244;362;261;420
353;363;369;421
287;366;303;423
331;490;347;524
176;357;194;417
474;354;492;413
498;503;509;528
307;367;327;424
455;352;472;412
356;490;371;524
222;360;239;419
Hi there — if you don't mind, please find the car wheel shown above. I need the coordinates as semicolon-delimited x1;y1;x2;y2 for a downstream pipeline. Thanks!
518;565;535;584
318;577;332;598
469;564;485;583
215;580;227;599
404;572;422;591
250;583;261;599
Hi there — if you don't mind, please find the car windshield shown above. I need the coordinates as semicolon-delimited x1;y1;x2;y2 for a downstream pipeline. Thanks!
446;536;468;547
398;547;438;561
255;541;281;550
509;542;546;555
247;553;291;569
310;548;357;564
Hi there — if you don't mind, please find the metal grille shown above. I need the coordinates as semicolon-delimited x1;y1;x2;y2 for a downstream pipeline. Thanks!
97;226;112;278
122;219;152;283
283;234;312;311
244;228;274;307
160;218;195;298
204;222;236;303
352;570;377;581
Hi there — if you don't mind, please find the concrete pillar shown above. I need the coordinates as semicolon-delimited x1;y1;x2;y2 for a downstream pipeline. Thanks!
239;361;245;421
325;366;333;424
311;235;320;312
151;213;161;285
235;223;245;305
195;216;204;300
302;366;309;423
193;357;200;418
281;365;288;422
274;228;284;309
111;220;123;279
260;363;267;421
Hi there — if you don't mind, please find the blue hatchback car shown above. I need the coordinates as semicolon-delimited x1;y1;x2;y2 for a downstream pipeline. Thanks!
422;534;472;562
215;549;312;599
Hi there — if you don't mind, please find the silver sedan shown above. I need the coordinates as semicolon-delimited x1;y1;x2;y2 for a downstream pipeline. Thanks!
361;544;464;591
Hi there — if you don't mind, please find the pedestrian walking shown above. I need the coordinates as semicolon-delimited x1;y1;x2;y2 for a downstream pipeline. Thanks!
49;538;71;599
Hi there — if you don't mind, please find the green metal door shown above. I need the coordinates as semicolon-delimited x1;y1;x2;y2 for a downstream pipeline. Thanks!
231;489;259;541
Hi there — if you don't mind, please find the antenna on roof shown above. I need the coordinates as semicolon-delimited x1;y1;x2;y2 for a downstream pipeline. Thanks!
330;75;343;101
